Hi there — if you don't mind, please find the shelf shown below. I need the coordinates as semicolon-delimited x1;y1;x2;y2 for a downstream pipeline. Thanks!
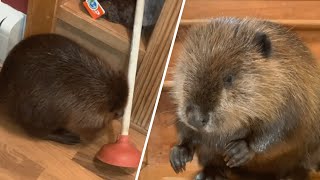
183;1;320;21
181;19;320;30
56;0;146;57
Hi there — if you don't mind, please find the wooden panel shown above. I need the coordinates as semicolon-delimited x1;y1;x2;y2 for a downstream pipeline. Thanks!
181;19;320;30
164;26;196;85
131;0;183;134
54;19;128;71
296;30;320;63
183;1;320;20
25;0;58;37
56;0;146;58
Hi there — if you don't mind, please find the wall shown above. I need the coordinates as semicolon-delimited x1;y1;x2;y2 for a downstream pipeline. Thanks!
2;0;28;14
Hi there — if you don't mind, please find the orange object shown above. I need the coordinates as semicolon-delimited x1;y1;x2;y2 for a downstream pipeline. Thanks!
96;135;141;168
83;0;105;19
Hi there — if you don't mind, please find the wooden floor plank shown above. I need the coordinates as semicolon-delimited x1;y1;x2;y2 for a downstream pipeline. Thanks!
0;109;145;179
0;143;44;180
183;1;320;20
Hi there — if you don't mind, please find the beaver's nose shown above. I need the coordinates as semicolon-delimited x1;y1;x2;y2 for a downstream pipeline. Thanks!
188;116;209;129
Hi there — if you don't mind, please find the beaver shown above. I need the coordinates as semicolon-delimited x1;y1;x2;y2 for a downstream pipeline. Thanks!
169;17;320;180
0;34;128;145
103;0;164;28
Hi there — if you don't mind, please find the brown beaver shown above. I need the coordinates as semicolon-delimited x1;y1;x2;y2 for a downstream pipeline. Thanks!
0;33;128;145
102;0;164;28
169;17;320;180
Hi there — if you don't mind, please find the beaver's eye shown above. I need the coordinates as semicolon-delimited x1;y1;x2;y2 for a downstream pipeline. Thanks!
224;75;234;86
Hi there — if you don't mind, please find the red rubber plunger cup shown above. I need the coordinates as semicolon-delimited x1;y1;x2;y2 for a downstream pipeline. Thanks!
96;135;141;168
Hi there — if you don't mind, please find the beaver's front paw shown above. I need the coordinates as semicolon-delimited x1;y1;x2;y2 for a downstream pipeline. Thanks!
170;145;193;173
223;140;254;168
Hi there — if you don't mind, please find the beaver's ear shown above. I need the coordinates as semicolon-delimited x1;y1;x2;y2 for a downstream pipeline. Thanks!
253;32;272;58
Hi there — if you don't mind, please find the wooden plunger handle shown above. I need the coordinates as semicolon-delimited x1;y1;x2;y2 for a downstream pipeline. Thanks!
121;0;145;135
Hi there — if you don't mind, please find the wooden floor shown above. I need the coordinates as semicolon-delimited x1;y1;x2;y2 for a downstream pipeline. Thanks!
0;108;145;180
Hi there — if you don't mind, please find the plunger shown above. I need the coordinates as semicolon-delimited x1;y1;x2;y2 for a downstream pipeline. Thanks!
96;0;144;168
